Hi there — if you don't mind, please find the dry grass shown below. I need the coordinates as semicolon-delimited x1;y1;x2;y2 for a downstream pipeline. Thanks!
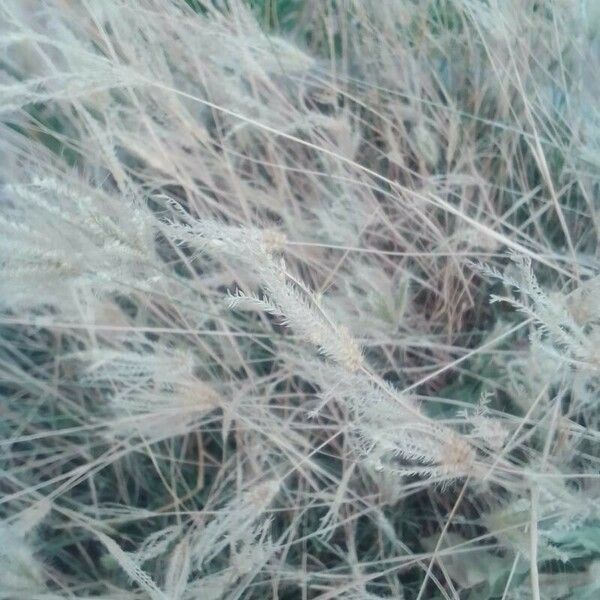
1;1;600;598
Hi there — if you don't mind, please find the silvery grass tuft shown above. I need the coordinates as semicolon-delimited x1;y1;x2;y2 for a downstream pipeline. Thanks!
1;1;600;598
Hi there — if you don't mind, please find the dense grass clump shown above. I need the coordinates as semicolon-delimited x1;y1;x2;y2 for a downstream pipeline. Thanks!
1;1;600;598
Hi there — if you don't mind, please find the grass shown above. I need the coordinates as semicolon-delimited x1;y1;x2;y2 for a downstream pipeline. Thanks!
1;1;600;598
